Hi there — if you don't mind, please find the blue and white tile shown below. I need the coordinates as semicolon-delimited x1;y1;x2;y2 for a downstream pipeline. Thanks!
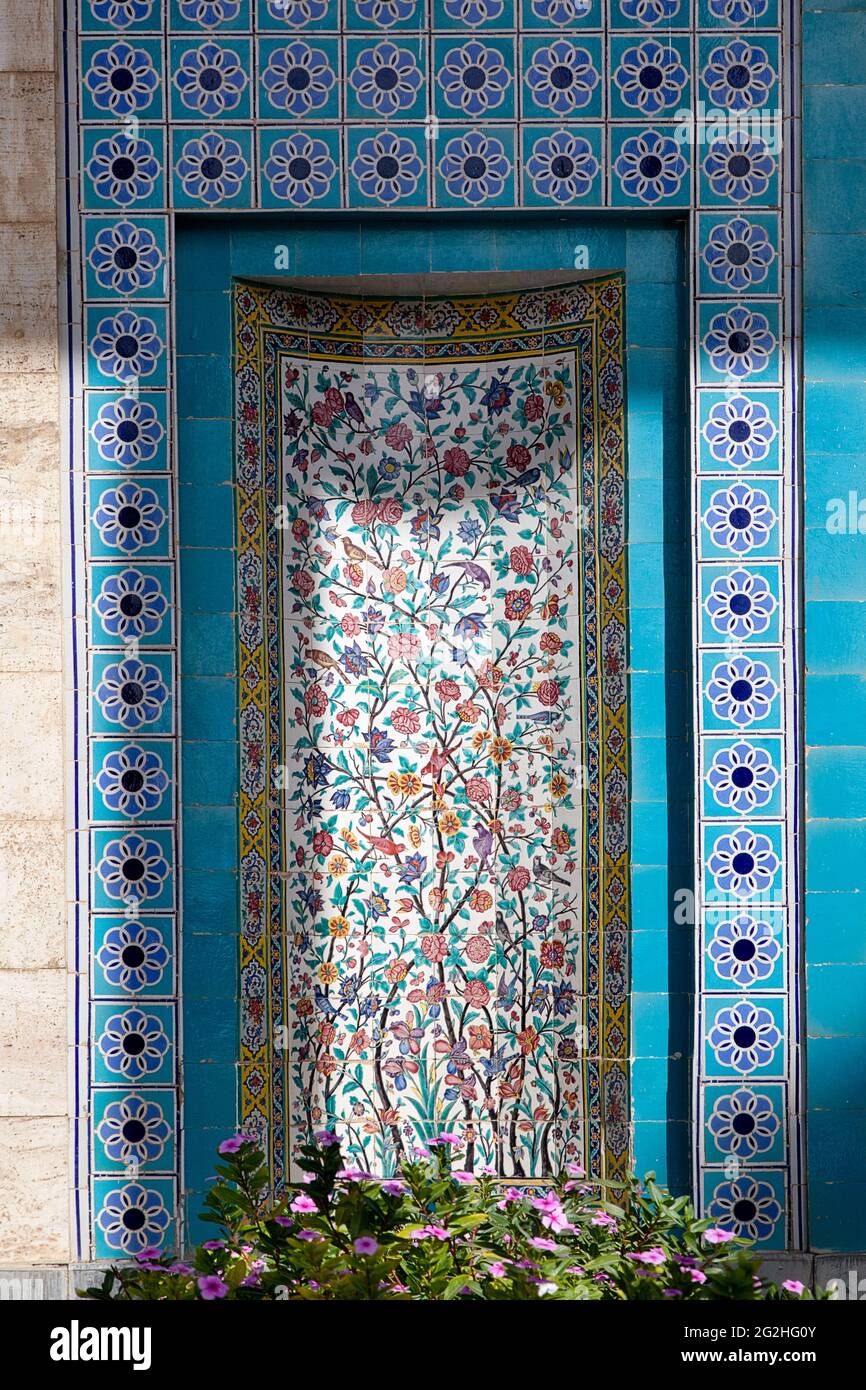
521;36;601;122
698;0;779;25
81;0;163;32
702;821;784;903
170;0;252;29
699;34;780;116
608;35;690;122
699;476;781;560
698;212;780;297
169;38;252;121
82;126;167;211
91;739;175;821
702;1169;786;1248
170;126;254;207
608;0;690;28
702;734;784;819
521;125;602;206
699;127;780;209
93;1088;177;1173
258;128;342;208
84;217;168;299
80;36;164;121
698;390;780;473
346;37;426;121
434;0;516;25
93;1178;176;1258
704;993;786;1080
700;563;781;645
609;125;690;206
93;1002;176;1085
703;1083;785;1166
91;652;174;735
90;562;173;646
701;649;782;731
343;0;426;30
85;306;168;389
93;915;175;995
434;125;515;208
698;301;781;386
87;392;169;472
703;909;785;993
257;35;340;120
347;125;428;206
92;827;176;912
88;476;172;558
434;36;515;121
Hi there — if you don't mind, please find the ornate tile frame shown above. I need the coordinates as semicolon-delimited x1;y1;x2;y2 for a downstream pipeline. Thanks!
59;0;803;1256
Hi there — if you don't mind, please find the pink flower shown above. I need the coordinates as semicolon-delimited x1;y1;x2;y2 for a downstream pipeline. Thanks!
315;1129;339;1147
487;1262;508;1279
391;706;420;734
591;1212;617;1230
197;1275;229;1300
529;1236;558;1252
703;1227;736;1245
354;1236;379;1256
385;422;412;450
452;1170;476;1185
627;1247;667;1266
218;1134;251;1155
274;1215;293;1228
782;1279;805;1295
290;1193;318;1213
688;1268;707;1285
381;1180;406;1196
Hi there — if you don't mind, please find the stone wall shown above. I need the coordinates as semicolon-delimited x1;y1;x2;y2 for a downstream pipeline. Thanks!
0;0;68;1267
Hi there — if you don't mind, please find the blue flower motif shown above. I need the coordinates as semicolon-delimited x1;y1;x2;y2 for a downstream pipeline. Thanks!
264;0;329;22
263;133;336;205
531;0;592;24
704;482;776;555
174;42;248;117
96;1182;171;1253
262;41;336;115
707;1177;781;1242
618;0;679;22
97;1094;172;1167
702;305;776;379
707;1087;779;1158
89;220;163;296
438;41;511;117
91;397;164;469
349;42;422;116
525;41;599;116
706;740;778;813
706;656;777;727
96;743;170;817
91;309;164;384
439;131;511;206
95;658;170;730
708;915;781;988
96;833;171;905
613;128;687;203
705;568;777;641
84;42;160;117
94;568;168;640
703;39;776;113
708;998;781;1073
525;131;598;203
179;0;243;22
87;132;160;208
91;0;155;23
707;828;780;899
703;131;775;203
351;130;424;205
703;394;776;468
176;131;248;204
97;921;170;991
444;0;505;18
93;481;166;553
613;40;688;116
353;0;418;24
703;217;776;292
708;0;768;18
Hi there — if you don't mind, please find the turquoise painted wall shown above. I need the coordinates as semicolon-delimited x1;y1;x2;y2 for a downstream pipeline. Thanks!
804;3;866;1253
174;213;690;1238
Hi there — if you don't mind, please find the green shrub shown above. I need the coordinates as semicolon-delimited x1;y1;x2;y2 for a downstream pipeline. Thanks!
82;1133;819;1302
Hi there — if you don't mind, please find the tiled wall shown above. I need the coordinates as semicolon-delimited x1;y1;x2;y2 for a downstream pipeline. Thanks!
803;1;866;1254
61;0;806;1256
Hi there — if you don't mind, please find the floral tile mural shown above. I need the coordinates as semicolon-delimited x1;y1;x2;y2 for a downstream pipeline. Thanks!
235;279;629;1188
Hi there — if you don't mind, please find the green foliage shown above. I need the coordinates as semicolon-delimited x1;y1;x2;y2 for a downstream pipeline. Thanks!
81;1135;821;1302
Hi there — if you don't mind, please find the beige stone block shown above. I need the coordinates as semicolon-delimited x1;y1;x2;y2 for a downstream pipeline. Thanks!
0;373;60;429
0;225;57;375
0;523;62;673
0;73;56;223
0;675;63;814
0;1118;69;1265
0;820;65;970
0;1;54;74
0;970;67;1116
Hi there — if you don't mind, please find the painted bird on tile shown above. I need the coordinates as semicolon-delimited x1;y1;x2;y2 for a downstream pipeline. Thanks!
420;743;459;778
341;535;383;568
307;648;340;671
359;829;404;857
343;390;366;429
472;821;494;865
313;986;340;1019
532;855;570;888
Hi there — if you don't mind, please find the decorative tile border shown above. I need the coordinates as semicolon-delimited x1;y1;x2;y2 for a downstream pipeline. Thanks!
59;0;803;1254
